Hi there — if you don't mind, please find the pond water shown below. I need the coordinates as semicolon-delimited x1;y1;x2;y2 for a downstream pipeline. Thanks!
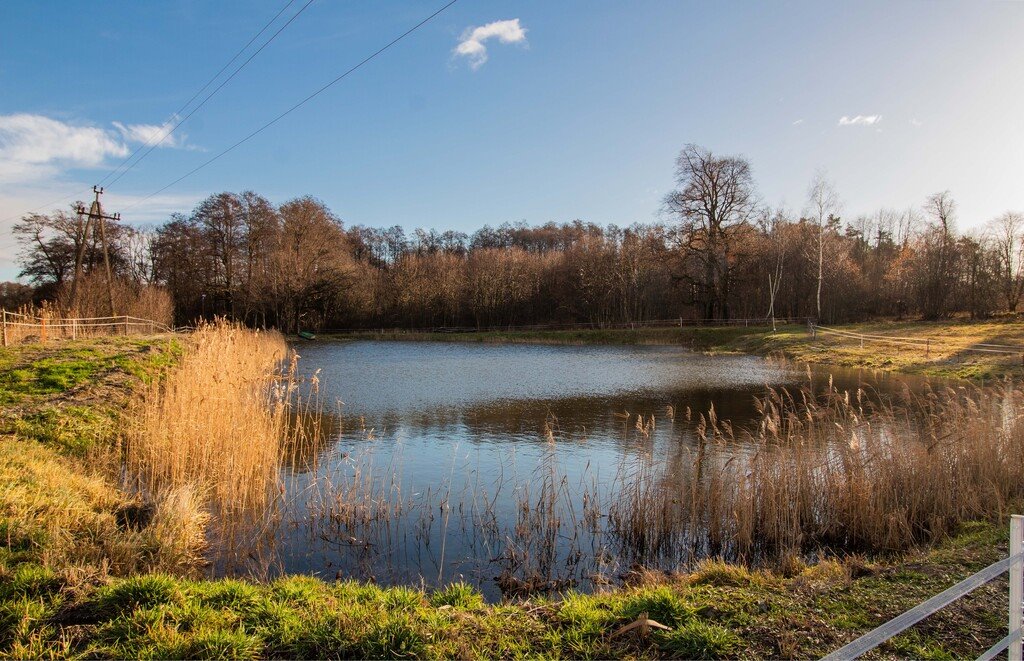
214;340;927;600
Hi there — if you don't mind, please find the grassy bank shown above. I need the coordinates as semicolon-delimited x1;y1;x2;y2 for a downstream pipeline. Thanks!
1;331;1018;658
0;513;1012;658
330;318;1024;379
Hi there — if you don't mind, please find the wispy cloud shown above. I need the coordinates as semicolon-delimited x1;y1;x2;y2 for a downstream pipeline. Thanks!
112;116;186;149
792;119;805;126
0;112;200;277
910;118;922;127
0;113;190;185
454;19;527;70
838;115;882;127
0;114;129;184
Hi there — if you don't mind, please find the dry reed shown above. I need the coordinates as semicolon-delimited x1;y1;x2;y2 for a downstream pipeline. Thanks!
124;321;291;521
609;379;1024;566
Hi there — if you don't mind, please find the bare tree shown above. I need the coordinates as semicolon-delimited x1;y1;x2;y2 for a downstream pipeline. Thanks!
665;144;759;320
988;211;1024;312
805;170;842;321
916;191;959;319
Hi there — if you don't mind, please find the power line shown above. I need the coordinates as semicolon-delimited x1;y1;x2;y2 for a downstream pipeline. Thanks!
0;0;309;225
123;0;459;213
97;0;300;188
103;0;315;189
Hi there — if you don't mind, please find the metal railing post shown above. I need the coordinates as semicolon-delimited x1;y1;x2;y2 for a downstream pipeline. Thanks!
1011;515;1023;661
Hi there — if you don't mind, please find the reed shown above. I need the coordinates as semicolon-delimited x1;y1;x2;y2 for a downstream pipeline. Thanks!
609;378;1024;567
124;321;291;523
294;376;1024;595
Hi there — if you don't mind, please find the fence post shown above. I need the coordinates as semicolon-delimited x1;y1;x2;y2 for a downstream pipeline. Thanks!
1011;515;1023;661
926;339;931;357
72;318;77;341
40;317;47;345
1;311;6;348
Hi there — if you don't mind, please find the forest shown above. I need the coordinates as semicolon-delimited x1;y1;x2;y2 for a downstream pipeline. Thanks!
7;144;1024;331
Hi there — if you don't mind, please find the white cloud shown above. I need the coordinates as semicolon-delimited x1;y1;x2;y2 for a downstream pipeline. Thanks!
0;112;200;278
910;118;923;127
838;114;882;126
112;116;185;149
0;113;190;186
454;18;527;70
792;119;805;126
0;114;129;184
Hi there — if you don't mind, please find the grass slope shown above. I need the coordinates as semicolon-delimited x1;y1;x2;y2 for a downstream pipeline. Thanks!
0;335;1015;658
0;522;1010;658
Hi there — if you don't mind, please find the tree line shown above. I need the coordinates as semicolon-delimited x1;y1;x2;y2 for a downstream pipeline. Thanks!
8;143;1024;330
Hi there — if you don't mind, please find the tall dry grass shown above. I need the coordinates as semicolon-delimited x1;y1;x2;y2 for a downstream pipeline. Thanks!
57;273;174;326
609;378;1024;566
124;321;291;518
3;278;173;345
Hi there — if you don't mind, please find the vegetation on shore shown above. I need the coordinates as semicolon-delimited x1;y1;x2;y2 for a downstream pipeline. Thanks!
330;318;1024;380
2;329;1020;658
0;519;1011;659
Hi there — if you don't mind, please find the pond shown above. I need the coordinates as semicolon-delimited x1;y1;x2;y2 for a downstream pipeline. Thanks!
213;340;928;600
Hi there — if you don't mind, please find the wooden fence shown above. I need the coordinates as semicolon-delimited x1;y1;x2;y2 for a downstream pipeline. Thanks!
1;310;173;347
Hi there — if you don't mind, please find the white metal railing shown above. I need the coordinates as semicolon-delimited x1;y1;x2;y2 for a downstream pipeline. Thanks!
821;515;1024;660
1;310;173;346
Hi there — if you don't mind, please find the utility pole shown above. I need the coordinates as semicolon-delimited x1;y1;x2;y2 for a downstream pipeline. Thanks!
71;186;121;316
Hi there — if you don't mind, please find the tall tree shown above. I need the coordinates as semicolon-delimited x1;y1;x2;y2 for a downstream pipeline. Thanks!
664;144;758;320
805;171;842;321
917;191;959;319
988;211;1024;312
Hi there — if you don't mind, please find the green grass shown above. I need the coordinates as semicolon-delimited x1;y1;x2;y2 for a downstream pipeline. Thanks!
0;336;180;453
0;521;1010;658
0;334;1017;658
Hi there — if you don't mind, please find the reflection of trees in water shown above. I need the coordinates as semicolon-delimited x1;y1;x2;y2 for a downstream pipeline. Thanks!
217;367;954;599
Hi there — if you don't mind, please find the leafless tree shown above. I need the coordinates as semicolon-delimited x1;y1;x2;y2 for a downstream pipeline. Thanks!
805;170;842;321
987;211;1024;312
916;191;959;319
665;144;759;319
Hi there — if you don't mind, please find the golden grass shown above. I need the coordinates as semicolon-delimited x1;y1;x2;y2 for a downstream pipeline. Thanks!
751;319;1024;379
124;321;289;520
609;377;1024;566
3;279;174;346
0;437;208;576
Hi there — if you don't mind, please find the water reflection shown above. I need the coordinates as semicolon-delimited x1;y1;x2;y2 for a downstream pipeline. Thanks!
212;341;941;601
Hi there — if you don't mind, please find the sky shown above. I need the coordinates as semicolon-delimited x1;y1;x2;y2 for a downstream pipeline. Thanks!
1;0;1023;280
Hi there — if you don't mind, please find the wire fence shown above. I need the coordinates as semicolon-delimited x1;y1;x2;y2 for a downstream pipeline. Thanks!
1;309;173;347
810;323;1024;360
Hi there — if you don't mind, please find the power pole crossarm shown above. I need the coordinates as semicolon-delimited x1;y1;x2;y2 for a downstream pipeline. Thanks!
72;186;122;317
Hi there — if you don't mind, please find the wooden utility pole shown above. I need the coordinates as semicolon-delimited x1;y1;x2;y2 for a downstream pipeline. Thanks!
71;187;121;316
69;202;94;313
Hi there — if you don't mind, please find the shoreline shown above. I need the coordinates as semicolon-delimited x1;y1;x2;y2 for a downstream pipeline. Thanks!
0;330;1016;658
313;319;1024;381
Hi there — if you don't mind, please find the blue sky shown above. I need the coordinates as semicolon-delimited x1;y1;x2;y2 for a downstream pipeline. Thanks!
1;1;1022;280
